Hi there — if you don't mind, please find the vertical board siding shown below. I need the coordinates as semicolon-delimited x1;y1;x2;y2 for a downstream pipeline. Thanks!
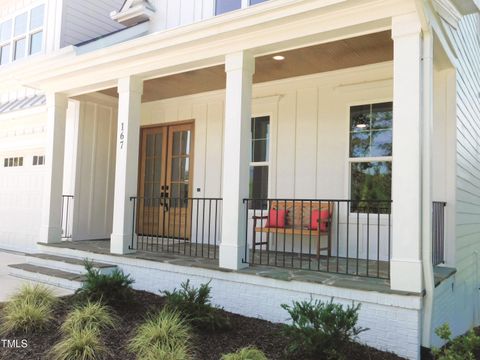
61;0;124;47
432;13;480;344
150;0;214;31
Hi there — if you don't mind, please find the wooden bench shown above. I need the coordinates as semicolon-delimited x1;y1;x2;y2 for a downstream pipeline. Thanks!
252;200;333;259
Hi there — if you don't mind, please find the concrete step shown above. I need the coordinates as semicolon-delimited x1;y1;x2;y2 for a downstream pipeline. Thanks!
25;253;117;275
8;263;87;291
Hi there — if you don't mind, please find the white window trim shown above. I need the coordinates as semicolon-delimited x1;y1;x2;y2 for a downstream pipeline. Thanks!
0;2;45;65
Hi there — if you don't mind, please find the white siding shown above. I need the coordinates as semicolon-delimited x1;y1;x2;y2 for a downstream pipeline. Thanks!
432;13;480;344
60;0;124;47
149;0;215;32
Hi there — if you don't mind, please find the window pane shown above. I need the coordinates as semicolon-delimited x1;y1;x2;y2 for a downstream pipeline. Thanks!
252;139;268;162
216;0;241;15
180;130;191;155
172;132;181;156
252;116;269;140
350;132;369;158
0;45;10;65
0;20;12;42
180;158;189;181
19;157;23;166
30;5;45;29
250;0;268;4
371;102;393;129
371;130;392;157
251;116;270;162
249;165;268;199
29;31;42;54
14;38;25;60
14;12;27;36
33;156;38;165
171;157;180;181
351;161;391;212
39;156;44;165
350;104;370;131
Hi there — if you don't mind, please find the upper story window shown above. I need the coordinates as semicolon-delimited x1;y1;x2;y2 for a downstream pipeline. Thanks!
0;4;45;66
3;157;23;167
215;0;269;15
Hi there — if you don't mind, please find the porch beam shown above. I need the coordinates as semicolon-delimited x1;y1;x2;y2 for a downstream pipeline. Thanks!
39;93;69;244
390;13;424;293
110;76;143;255
219;51;255;270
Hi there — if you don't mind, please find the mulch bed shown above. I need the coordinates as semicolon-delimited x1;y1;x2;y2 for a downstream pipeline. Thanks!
1;290;405;360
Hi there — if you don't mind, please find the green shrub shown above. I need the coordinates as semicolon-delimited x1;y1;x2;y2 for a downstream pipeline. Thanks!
162;280;230;331
61;300;117;334
221;347;268;360
75;260;134;306
281;298;368;359
50;327;107;360
432;323;480;360
0;284;57;334
128;309;192;360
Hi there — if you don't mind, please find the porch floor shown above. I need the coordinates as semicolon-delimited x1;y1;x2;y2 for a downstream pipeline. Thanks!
39;239;449;296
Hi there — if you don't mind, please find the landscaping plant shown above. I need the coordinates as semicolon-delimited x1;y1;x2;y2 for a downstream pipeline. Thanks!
50;327;107;360
128;309;192;360
0;283;57;334
61;300;117;334
221;347;268;360
432;323;480;360
75;260;134;306
281;298;368;359
162;280;231;331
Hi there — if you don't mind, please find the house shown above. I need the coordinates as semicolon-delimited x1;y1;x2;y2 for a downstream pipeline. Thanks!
0;0;479;358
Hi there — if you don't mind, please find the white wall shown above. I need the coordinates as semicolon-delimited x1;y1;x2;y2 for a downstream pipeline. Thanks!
431;13;480;343
70;95;117;241
0;110;46;252
140;62;393;260
149;0;214;32
60;0;124;47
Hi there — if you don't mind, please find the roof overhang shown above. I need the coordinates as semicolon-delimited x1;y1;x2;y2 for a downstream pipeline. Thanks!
111;0;156;26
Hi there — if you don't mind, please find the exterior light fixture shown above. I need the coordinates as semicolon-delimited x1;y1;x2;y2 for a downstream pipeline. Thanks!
272;55;285;61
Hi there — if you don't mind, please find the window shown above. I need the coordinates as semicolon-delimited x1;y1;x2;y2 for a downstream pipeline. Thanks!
249;116;269;209
3;157;23;167
0;4;44;65
33;155;45;166
349;102;392;212
215;0;268;15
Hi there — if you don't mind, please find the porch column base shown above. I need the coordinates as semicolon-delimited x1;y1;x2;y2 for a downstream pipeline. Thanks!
39;226;63;244
219;243;248;270
390;258;423;293
110;233;136;255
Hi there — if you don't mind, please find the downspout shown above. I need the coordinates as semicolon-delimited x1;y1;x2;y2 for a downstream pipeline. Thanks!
415;0;436;349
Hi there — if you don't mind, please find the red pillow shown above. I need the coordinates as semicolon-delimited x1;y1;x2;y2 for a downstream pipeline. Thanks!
310;209;330;232
265;209;287;228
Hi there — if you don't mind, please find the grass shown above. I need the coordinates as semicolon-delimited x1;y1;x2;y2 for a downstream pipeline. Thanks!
50;327;107;360
129;309;192;360
0;284;57;334
61;301;118;334
221;347;268;360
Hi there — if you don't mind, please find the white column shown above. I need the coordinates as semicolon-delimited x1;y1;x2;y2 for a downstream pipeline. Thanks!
39;93;68;244
219;51;255;270
390;13;424;293
110;76;143;254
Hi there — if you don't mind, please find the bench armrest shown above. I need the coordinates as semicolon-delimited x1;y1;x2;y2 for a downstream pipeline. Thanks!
252;215;269;220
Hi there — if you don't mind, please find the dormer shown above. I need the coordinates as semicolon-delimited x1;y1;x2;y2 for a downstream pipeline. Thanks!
110;0;156;27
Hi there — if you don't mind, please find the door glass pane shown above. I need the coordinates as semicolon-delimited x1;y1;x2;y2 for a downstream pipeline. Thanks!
180;158;189;181
14;13;27;36
172;132;181;156
171;183;180;200
180;184;189;203
155;132;163;155
29;31;42;54
14;38;25;60
30;5;45;29
180;130;191;155
216;0;241;14
154;157;162;183
145;158;153;180
171;157;180;182
0;20;12;42
146;134;154;156
0;45;10;65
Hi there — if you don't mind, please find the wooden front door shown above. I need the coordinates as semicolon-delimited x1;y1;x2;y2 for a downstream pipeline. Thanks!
138;123;194;239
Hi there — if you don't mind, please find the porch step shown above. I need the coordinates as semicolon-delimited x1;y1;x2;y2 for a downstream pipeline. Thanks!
8;263;87;291
25;253;117;275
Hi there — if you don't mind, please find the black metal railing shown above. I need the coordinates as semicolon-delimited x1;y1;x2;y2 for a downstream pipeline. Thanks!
243;198;392;279
129;197;222;259
432;201;447;266
61;195;74;239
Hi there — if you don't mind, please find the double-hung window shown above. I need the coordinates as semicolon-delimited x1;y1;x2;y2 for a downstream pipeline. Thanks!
249;116;270;209
0;4;44;66
349;102;393;212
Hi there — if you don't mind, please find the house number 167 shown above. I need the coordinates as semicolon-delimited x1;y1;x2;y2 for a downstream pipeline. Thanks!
119;123;125;149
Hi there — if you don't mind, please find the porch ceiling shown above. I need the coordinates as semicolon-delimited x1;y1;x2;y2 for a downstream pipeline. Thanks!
101;30;393;103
